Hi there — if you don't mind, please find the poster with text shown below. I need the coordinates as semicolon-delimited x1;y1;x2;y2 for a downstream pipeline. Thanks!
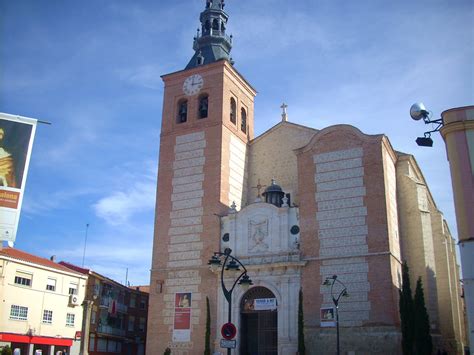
173;292;192;342
0;113;37;244
320;307;336;327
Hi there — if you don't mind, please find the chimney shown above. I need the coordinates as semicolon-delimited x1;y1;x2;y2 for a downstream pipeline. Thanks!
50;255;56;262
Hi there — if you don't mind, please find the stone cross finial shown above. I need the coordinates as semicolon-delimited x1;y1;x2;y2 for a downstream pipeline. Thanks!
281;103;288;121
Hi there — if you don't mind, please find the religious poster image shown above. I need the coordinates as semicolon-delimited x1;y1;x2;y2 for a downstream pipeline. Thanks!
0;113;37;244
173;292;192;342
320;307;336;327
0;118;33;190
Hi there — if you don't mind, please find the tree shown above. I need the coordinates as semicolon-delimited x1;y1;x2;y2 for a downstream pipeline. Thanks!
204;296;211;355
399;261;414;355
298;288;306;355
1;346;12;355
414;278;432;355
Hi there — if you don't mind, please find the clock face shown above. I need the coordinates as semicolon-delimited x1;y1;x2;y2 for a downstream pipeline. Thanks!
183;74;204;96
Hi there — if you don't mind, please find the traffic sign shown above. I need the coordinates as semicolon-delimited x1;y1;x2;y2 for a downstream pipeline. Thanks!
221;322;237;340
220;339;236;349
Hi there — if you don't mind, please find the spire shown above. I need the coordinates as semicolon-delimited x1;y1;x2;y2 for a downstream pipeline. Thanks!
185;0;233;69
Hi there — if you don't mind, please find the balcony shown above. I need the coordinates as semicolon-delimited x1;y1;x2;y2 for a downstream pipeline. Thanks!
99;297;128;313
97;324;126;337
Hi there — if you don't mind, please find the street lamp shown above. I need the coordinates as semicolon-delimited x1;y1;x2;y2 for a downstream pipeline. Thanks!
323;275;349;355
208;247;253;354
409;102;444;147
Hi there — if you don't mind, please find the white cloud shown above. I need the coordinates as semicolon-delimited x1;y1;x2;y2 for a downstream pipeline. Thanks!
117;65;165;90
93;162;157;226
22;187;97;215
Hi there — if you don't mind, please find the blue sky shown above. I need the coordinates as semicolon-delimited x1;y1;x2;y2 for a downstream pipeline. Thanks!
1;0;472;285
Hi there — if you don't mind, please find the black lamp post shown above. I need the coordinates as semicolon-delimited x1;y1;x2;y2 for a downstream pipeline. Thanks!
323;275;349;355
208;247;253;355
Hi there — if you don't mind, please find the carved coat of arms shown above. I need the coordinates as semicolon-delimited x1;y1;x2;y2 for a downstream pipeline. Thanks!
249;219;269;252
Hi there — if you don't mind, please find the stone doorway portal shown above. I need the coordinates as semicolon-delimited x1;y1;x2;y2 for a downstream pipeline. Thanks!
240;286;278;355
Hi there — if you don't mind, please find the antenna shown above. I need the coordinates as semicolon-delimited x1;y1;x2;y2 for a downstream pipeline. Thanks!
82;223;89;268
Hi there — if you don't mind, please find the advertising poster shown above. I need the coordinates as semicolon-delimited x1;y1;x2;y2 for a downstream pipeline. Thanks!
173;292;192;342
320;307;336;327
0;113;37;244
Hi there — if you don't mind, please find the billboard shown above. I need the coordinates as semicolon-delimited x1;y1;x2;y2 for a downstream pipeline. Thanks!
0;113;37;244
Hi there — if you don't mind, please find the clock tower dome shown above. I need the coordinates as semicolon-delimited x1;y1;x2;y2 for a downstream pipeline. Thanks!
147;1;256;353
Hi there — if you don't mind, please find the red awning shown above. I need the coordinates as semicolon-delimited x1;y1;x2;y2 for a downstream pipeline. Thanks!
0;333;73;347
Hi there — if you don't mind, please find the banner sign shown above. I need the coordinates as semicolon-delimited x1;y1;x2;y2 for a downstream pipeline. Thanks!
254;298;277;311
320;307;336;327
0;113;37;244
173;292;192;342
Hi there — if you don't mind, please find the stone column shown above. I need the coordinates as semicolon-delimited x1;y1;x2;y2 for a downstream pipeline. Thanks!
440;105;474;352
79;300;94;355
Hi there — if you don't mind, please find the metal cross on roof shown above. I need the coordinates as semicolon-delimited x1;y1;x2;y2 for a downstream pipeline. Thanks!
252;179;267;198
281;103;288;121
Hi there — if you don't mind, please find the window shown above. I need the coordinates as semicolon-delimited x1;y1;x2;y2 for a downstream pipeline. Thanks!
139;317;146;332
130;294;136;308
139;299;146;310
97;339;107;352
107;340;117;353
177;100;188;123
128;315;135;331
66;313;75;327
14;271;32;287
241;107;247;133
42;310;53;324
46;278;56;291
204;20;211;34
198;95;208;119
91;310;97;325
230;98;236;124
10;305;28;320
68;283;78;295
212;19;219;31
89;334;95;352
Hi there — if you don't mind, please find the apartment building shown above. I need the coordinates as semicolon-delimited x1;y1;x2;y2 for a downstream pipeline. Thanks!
0;248;87;355
60;263;148;355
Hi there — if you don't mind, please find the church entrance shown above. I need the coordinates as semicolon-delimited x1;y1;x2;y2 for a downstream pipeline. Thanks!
240;287;278;355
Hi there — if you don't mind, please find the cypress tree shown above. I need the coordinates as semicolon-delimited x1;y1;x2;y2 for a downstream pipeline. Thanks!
204;296;211;355
399;261;414;355
414;278;432;355
298;288;306;355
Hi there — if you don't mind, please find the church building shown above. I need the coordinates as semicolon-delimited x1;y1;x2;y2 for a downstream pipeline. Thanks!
147;1;465;354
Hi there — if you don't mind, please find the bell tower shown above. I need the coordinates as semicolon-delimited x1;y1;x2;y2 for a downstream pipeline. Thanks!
147;1;256;353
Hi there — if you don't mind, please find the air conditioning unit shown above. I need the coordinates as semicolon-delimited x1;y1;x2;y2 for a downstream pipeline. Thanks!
69;294;80;307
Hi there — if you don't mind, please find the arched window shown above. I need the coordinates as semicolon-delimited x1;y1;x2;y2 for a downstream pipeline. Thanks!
212;19;219;31
204;20;211;35
230;98;236;124
241;107;247;133
198;95;209;119
177;100;188;123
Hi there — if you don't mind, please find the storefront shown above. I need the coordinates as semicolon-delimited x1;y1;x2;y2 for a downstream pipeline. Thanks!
0;333;72;354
